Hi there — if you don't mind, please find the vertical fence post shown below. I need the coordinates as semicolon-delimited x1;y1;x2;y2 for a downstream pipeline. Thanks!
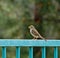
16;47;20;58
42;47;46;58
2;47;6;58
54;47;58;58
29;47;33;58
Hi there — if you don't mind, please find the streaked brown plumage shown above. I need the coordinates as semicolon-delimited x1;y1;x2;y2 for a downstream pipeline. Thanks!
28;25;45;40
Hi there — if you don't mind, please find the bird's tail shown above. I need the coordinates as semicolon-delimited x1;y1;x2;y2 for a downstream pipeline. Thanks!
39;35;46;40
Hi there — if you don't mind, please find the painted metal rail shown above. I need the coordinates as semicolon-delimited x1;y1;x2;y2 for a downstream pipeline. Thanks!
0;39;59;58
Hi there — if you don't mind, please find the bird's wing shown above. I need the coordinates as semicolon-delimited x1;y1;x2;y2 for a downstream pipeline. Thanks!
31;28;45;39
31;28;40;37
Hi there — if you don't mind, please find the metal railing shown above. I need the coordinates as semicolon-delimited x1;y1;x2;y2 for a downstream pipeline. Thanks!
0;39;59;58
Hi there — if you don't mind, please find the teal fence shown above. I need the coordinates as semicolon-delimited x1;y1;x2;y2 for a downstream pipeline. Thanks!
0;39;59;58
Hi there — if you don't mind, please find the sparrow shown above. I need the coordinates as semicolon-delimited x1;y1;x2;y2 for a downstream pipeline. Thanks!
28;25;45;40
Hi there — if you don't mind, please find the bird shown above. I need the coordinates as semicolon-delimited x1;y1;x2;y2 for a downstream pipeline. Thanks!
28;25;46;40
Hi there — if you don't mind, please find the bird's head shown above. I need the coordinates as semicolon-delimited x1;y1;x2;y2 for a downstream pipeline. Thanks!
28;25;34;29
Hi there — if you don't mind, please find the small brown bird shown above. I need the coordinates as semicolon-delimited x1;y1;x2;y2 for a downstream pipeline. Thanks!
28;25;45;40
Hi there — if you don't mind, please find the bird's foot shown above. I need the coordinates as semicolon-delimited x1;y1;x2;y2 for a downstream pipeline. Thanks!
33;38;37;40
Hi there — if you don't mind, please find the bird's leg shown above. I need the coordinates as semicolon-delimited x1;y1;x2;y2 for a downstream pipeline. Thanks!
33;37;37;40
33;37;35;39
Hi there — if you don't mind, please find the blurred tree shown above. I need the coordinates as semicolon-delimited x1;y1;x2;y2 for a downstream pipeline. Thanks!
33;0;60;58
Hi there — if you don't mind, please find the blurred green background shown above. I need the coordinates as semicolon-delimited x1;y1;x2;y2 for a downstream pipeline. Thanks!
0;0;60;58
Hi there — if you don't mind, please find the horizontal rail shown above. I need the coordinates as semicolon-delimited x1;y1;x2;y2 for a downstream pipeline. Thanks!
0;39;60;46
